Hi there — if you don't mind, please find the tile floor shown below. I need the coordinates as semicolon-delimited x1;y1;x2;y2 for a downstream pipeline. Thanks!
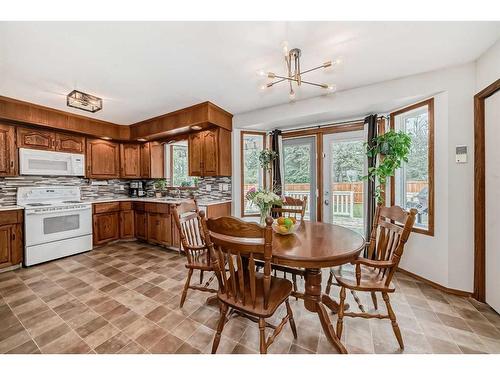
1;240;500;354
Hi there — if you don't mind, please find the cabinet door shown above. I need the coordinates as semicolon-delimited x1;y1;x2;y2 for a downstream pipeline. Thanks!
140;142;151;178
171;214;180;251
135;210;147;240
0;124;17;176
0;224;21;268
0;225;13;268
93;212;120;245
149;142;165;178
120;210;135;239
188;132;203;176
202;130;218;176
147;213;171;246
86;139;120;179
17;127;55;150
120;143;141;178
55;133;85;154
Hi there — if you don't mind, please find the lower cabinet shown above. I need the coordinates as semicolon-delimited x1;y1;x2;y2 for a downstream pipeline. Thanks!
147;213;171;246
93;211;120;246
0;210;23;269
134;210;147;240
119;202;135;239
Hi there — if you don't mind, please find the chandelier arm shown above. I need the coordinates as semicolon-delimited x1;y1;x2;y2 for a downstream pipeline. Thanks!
301;80;329;88
273;74;298;82
299;65;326;76
268;78;287;86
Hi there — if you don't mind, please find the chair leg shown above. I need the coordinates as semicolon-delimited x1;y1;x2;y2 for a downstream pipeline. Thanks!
336;286;346;340
382;292;404;349
291;274;298;300
211;303;228;354
259;318;267;354
351;290;365;313
285;299;298;339
370;291;378;310
200;270;204;285
180;268;193;308
325;269;334;295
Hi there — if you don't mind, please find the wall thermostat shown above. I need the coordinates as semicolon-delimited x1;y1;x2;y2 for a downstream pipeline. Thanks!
456;145;468;163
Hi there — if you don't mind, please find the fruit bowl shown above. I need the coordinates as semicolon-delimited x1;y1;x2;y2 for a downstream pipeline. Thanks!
272;217;300;235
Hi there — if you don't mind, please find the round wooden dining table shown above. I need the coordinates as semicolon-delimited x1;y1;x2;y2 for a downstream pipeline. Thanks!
270;220;365;354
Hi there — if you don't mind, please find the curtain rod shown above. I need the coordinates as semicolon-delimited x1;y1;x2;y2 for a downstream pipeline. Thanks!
277;115;387;134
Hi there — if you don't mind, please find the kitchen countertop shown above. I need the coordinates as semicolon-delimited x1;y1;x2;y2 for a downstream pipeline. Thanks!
0;197;232;212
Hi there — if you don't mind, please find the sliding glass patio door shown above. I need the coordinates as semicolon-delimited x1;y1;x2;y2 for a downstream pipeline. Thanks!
282;136;317;221
323;130;367;235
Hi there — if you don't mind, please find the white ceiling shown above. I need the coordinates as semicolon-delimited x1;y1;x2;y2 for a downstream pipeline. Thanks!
0;21;499;124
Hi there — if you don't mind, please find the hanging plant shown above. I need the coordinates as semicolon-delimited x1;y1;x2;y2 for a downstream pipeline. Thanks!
363;130;411;205
259;149;278;171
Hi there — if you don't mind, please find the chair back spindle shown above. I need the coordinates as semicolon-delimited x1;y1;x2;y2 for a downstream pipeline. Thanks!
200;213;274;310
271;195;307;221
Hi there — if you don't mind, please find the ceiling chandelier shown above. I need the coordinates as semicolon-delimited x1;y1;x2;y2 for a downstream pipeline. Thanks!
258;42;338;100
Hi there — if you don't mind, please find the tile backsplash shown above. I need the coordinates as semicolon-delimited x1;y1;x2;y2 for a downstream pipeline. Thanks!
0;176;232;206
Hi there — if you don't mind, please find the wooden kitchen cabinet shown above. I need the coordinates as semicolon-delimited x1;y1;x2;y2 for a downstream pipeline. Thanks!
134;210;147;240
0;210;23;269
86;139;120;179
55;133;85;153
119;202;135;239
140;141;164;178
17;127;55;150
188;127;231;177
147;213;171;246
120;143;141;178
0;124;17;176
93;212;120;246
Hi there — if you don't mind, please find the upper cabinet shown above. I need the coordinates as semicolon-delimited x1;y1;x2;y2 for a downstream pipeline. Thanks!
86;139;120;179
188;127;231;177
17;127;85;154
139;141;164;179
17;127;55;150
120;143;141;178
55;133;85;153
0;124;17;176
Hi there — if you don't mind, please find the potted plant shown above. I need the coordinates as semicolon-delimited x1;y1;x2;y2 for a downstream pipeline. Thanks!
363;130;411;205
259;149;277;171
153;178;167;198
246;187;283;225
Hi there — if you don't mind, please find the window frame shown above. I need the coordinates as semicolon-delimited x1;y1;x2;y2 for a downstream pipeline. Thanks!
240;131;267;217
390;98;435;236
167;141;192;187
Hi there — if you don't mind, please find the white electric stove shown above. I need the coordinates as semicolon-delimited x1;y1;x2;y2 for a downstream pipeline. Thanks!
17;186;93;266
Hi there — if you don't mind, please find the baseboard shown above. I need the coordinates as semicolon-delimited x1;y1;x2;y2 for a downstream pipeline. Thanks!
396;267;473;298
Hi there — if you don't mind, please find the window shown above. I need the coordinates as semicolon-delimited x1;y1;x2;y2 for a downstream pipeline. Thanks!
390;98;434;235
166;141;194;186
241;131;266;216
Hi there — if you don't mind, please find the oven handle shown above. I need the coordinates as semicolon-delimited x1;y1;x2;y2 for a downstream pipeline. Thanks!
26;207;92;215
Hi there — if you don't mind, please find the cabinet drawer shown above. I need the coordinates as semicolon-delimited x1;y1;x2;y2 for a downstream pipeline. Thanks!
0;210;23;226
93;202;121;214
144;203;170;214
120;202;133;210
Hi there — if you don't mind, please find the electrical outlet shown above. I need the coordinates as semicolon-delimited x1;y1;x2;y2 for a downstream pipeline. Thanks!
219;184;223;191
206;184;211;192
222;183;229;191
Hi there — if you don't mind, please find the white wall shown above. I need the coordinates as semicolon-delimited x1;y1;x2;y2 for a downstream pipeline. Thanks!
476;40;500;91
233;62;479;292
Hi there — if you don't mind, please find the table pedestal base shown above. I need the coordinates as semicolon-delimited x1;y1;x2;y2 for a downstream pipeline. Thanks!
303;268;347;354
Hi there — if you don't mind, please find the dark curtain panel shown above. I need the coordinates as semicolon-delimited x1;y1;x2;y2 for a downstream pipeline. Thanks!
365;114;378;249
270;129;282;195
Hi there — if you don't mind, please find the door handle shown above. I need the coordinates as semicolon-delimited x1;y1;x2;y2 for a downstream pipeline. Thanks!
324;200;329;206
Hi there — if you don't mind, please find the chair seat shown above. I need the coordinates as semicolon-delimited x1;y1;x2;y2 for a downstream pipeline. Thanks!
218;273;293;318
184;250;213;271
333;265;395;292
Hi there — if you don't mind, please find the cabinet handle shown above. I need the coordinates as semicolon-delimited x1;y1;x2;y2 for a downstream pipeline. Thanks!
10;160;14;169
12;233;16;241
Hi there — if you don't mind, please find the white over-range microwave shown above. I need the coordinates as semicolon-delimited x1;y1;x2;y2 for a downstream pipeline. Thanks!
19;148;85;176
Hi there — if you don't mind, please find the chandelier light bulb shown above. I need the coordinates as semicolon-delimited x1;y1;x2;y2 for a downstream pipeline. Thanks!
282;41;289;56
326;84;336;91
256;69;266;77
260;84;267;90
289;90;296;101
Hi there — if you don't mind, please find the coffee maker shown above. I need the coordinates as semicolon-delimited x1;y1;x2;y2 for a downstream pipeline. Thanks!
129;181;145;197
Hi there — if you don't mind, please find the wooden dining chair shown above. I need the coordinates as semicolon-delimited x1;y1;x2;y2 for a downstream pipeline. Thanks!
200;213;297;354
172;200;217;308
333;205;417;349
271;195;308;221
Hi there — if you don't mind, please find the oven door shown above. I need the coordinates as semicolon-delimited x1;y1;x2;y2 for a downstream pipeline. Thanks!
25;206;92;247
